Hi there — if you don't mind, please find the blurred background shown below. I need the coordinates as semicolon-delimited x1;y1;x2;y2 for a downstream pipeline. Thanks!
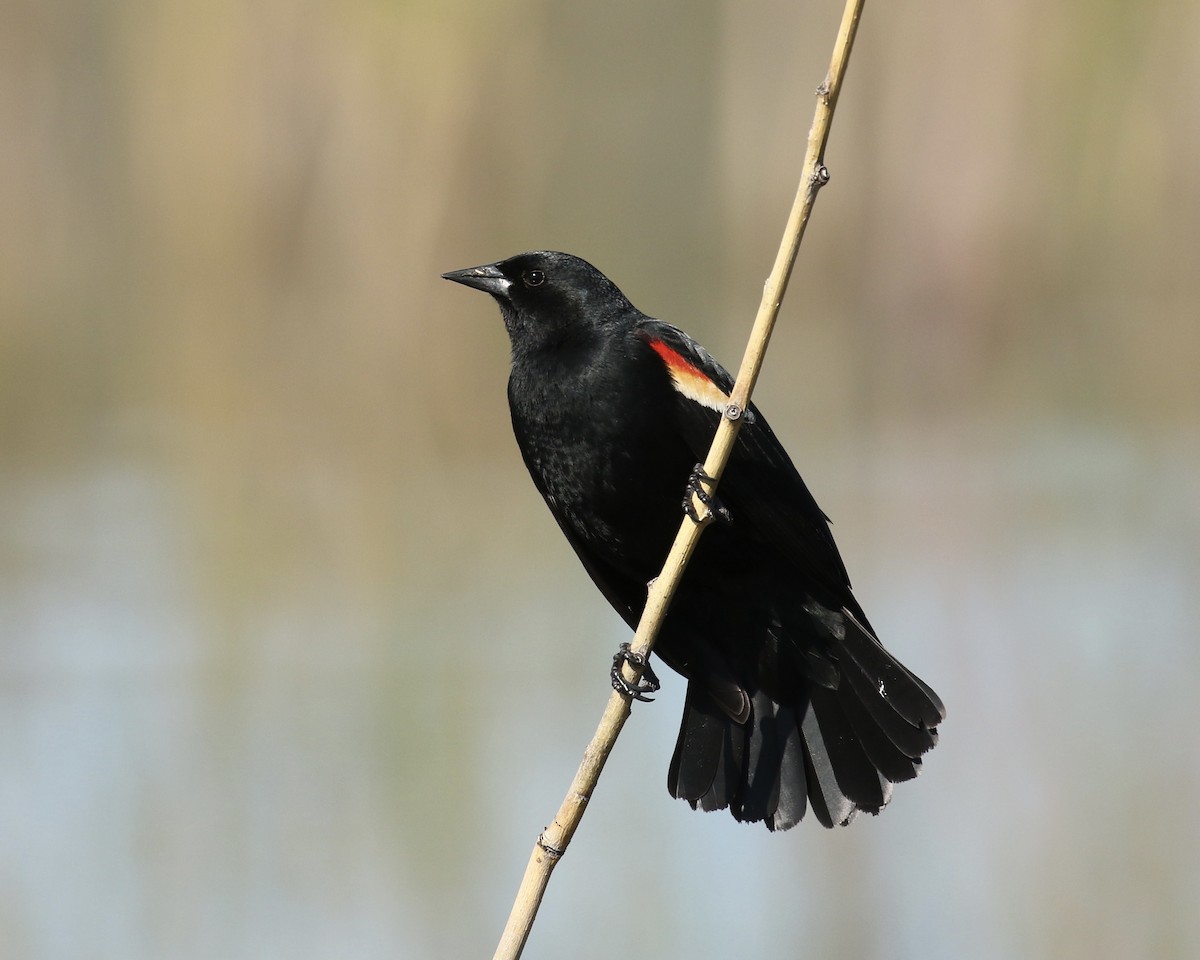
2;0;1198;957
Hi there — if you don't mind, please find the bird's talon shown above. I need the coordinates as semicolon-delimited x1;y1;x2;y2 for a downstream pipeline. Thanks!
683;464;732;524
611;642;661;701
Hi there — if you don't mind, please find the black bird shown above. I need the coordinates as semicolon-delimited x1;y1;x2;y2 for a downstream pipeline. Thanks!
443;251;944;830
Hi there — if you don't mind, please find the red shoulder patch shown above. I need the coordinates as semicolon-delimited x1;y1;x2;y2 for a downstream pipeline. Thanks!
646;338;730;415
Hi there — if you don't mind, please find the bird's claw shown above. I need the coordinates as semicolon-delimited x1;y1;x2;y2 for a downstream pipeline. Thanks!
611;642;661;702
682;464;732;524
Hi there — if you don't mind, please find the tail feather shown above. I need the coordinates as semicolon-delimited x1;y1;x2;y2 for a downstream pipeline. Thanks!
667;691;727;801
800;719;854;828
666;605;943;831
840;650;939;758
770;704;808;829
807;686;891;813
699;714;746;812
836;677;922;783
839;611;946;729
739;692;786;824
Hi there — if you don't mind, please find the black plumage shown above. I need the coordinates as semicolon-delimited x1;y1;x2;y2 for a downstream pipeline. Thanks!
443;250;944;830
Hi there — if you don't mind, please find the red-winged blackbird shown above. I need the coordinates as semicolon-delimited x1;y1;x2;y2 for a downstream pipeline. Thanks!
443;251;944;830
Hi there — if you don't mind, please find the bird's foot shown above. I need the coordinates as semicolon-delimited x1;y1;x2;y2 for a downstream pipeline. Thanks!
610;642;661;702
682;464;732;524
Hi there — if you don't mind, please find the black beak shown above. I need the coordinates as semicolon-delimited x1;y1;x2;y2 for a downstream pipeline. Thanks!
441;262;512;298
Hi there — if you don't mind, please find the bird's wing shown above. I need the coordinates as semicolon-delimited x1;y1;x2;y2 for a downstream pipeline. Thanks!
634;319;855;606
638;320;946;821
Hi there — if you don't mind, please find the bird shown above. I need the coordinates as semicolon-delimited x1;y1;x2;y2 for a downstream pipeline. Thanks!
442;250;944;830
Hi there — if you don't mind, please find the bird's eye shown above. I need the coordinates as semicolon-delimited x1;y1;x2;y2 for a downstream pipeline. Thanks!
522;269;545;288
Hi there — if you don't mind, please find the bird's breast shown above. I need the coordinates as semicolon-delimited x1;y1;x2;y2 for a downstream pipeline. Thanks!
508;354;690;565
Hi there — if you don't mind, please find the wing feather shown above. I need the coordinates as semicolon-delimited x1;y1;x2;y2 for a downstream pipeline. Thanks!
636;320;853;602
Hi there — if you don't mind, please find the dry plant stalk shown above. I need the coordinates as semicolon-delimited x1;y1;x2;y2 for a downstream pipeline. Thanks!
493;2;866;957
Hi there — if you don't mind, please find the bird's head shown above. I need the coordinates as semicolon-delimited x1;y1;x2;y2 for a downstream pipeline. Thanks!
442;251;636;356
